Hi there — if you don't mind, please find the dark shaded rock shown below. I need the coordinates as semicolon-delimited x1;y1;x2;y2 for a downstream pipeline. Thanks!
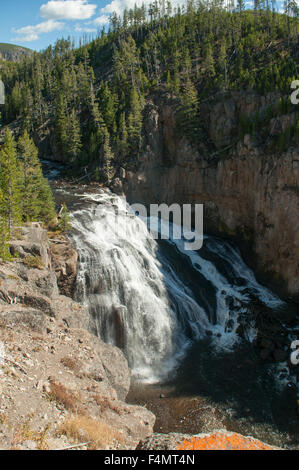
260;348;271;360
273;349;288;363
110;177;124;195
259;338;274;350
111;306;126;350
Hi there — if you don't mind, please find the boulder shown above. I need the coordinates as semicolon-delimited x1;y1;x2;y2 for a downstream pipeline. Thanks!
0;306;46;333
50;295;90;330
50;240;78;297
139;431;281;450
10;223;52;269
110;178;124;195
88;334;131;401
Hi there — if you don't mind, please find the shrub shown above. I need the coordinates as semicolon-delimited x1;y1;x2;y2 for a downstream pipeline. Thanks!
47;381;82;413
93;394;122;415
22;255;44;269
58;414;123;450
12;421;50;450
60;356;79;373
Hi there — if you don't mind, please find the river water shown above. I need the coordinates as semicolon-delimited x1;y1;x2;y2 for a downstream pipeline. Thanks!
48;168;298;449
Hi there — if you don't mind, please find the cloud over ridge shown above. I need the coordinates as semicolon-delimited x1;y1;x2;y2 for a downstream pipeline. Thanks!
12;19;64;42
40;0;97;20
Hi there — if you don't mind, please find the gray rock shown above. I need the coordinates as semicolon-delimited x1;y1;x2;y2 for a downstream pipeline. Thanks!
0;307;46;333
50;295;90;330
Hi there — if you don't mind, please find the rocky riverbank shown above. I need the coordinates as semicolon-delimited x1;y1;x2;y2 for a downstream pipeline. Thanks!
0;223;154;450
0;221;297;451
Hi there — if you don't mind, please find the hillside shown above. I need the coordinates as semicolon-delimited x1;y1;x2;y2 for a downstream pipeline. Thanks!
0;43;32;62
0;3;298;297
0;7;297;172
0;2;298;451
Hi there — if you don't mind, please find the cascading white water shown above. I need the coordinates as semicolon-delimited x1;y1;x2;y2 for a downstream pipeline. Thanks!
66;188;285;383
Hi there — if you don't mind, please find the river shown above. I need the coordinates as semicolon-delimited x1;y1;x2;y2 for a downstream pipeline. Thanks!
45;161;298;449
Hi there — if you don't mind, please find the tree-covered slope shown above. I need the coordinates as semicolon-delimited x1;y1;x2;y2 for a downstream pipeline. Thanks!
0;2;298;181
0;43;33;62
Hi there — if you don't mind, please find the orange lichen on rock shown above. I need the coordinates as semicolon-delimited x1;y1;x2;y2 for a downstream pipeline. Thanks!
177;432;277;450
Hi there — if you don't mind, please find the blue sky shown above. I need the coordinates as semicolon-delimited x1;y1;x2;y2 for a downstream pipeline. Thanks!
0;0;286;52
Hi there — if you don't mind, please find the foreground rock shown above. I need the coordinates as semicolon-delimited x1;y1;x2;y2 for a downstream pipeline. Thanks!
139;431;281;450
0;224;155;450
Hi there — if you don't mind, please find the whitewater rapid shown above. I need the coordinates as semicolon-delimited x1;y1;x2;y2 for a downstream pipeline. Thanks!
60;188;286;383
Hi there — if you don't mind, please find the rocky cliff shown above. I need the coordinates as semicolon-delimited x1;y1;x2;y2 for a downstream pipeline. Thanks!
0;224;154;450
123;91;299;300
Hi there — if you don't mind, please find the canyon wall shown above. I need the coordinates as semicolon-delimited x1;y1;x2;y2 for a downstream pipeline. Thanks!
123;92;299;299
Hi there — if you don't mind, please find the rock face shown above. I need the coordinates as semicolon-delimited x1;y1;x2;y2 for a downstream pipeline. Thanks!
0;224;155;450
50;239;78;298
139;431;280;450
10;223;52;270
124;92;299;299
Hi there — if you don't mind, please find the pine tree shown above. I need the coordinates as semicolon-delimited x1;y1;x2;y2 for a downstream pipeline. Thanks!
101;128;114;183
0;129;21;235
66;109;82;161
37;176;56;224
204;42;215;77
1;3;298;168
18;130;55;224
178;78;199;138
117;112;129;160
58;203;72;232
0;189;10;260
98;82;118;133
18;130;42;221
127;86;142;154
55;93;68;153
218;40;228;89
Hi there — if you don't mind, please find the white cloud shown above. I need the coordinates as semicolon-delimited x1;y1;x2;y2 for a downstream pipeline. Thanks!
82;14;110;30
100;0;124;15
93;0;186;27
12;19;64;42
40;0;97;20
93;15;110;26
101;0;185;16
75;25;97;32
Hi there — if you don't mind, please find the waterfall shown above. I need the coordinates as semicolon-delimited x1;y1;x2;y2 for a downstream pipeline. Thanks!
66;188;285;383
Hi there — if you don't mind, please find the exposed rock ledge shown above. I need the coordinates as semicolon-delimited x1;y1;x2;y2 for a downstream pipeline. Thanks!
138;431;281;450
0;224;154;450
